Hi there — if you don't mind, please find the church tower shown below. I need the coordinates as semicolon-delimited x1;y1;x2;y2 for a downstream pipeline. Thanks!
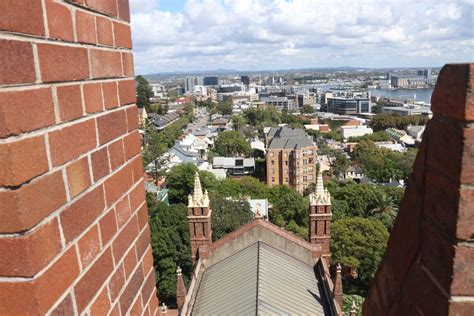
188;172;212;265
309;170;333;259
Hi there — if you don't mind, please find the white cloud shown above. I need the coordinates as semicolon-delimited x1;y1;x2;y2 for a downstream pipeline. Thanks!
130;0;474;73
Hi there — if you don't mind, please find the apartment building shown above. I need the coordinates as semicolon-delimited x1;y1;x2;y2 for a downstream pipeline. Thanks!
265;127;318;193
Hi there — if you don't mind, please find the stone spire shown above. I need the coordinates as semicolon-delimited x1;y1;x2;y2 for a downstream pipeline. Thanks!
333;263;343;313
160;303;167;314
176;266;186;312
188;172;210;208
350;301;357;316
310;169;331;206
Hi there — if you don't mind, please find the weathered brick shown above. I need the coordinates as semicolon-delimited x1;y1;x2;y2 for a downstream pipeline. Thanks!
118;79;137;105
0;88;55;138
46;0;74;42
130;156;145;184
458;188;474;240
113;22;132;49
85;0;118;17
104;162;133;206
99;209;118;245
91;147;110;182
0;171;66;233
123;130;141;160
0;0;45;36
60;185;105;243
66;157;91;198
108;139;125;171
141;266;155;305
76;10;97;44
136;226;151;260
130;293;143;316
123;247;138;280
109;264;126;303
142;250;154;278
122;52;134;77
112;217;139;264
96;16;114;46
83;82;103;114
50;294;74;315
57;84;84;122
78;225;102;269
119;262;144;314
97;110;127;145
38;43;89;82
129;180;146;212
75;248;114;312
0;281;36;315
0;136;49;187
451;245;474;295
115;196;131;228
117;0;131;22
0;39;35;85
90;287;111;316
49;119;96;166
0;218;61;277
126;106;139;132
137;204;149;231
90;49;122;79
102;81;119;109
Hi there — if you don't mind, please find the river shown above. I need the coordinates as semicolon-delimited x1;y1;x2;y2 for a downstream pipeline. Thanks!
368;88;433;104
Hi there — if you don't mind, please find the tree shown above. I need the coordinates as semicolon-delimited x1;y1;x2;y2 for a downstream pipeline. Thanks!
368;193;399;229
147;197;192;305
135;75;153;111
331;217;389;295
213;131;251;157
369;113;430;132
165;163;218;204
231;115;247;131
301;104;315;114
210;193;254;241
216;101;233;115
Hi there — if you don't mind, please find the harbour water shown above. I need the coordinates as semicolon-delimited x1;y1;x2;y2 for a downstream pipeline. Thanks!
368;88;433;104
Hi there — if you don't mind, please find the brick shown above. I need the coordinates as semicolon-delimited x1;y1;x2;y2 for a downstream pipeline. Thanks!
78;225;102;268
0;87;55;138
0;136;49;187
109;264;126;303
104;163;133;206
0;39;35;85
458;188;474;240
91;147;110;182
66;157;91;198
50;294;74;315
0;218;61;277
122;52;134;77
49;119;96;166
137;204;149;231
96;16;114;46
57;84;84;122
75;248;114;312
108;139;125;170
85;0;118;17
117;0;131;22
97;110;127;145
0;171;66;233
136;226;151;260
38;43;89;82
0;281;36;315
90;287;111;316
90;49;122;79
84;82;104;114
449;301;474;315
115;196;131;228
123;130;141;160
34;247;80;314
110;303;121;316
0;0;45;36
126;106;139;132
431;64;474;121
76;10;97;44
123;247;138;280
102;81;119;109
60;185;105;243
451;245;474;295
113;22;132;49
119;262;144;314
141;267;155;305
148;290;158;316
142;250;154;277
130;294;143;316
99;209;118;245
118;79;137;105
46;0;74;41
129;180;146;212
112;217;139;263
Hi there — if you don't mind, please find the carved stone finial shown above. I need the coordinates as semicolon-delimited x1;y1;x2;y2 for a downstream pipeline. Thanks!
160;303;168;313
177;266;182;276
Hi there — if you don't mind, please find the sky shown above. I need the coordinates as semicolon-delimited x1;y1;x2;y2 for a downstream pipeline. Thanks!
129;0;474;74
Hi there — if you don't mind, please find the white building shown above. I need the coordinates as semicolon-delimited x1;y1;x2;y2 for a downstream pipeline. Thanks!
340;125;373;139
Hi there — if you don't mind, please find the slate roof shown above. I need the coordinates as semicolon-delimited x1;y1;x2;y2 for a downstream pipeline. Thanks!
192;241;330;315
267;126;315;150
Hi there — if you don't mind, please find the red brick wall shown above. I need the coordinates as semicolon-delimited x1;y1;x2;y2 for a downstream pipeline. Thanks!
363;64;474;315
0;1;159;315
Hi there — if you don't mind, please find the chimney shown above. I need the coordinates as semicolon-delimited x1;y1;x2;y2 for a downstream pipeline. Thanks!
309;169;332;258
187;172;212;265
333;263;343;314
176;266;186;312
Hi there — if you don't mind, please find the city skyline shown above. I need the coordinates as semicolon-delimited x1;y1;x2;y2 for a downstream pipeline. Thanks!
130;0;473;74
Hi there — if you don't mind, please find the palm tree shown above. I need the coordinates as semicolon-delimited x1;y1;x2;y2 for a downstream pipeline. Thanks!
368;194;399;229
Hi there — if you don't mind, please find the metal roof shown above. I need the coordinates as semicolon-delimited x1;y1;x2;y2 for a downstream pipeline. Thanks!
191;241;330;315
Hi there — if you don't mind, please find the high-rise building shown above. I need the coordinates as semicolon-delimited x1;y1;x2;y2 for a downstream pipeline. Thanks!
240;75;250;86
203;76;219;86
265;127;318;193
184;76;196;92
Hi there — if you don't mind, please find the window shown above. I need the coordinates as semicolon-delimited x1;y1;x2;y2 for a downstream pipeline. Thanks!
271;160;275;165
272;177;275;182
303;159;308;165
270;152;274;157
271;169;275;173
303;176;308;181
285;161;288;166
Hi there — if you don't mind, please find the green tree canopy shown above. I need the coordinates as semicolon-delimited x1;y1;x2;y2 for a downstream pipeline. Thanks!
213;130;251;157
369;113;430;132
135;75;153;110
216;101;233;115
300;104;315;114
331;217;389;295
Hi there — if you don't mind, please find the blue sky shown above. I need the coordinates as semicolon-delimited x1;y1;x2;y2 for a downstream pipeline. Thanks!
129;0;474;74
